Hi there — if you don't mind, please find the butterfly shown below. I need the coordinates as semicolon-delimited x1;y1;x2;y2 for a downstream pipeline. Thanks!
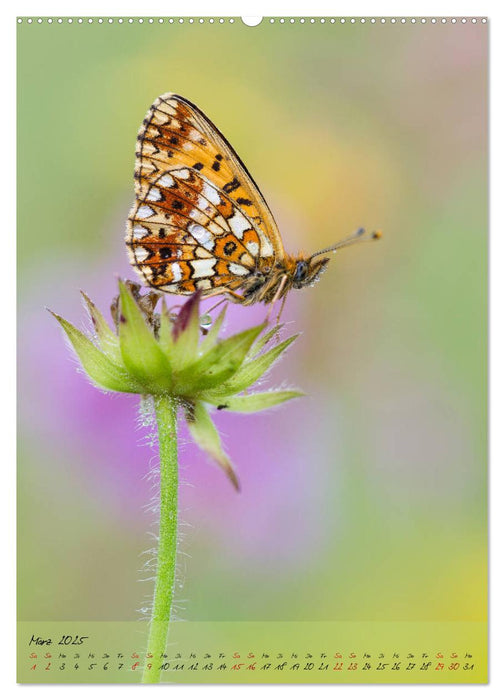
126;93;381;307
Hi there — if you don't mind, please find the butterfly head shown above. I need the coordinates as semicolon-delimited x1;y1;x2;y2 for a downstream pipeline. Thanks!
292;257;330;289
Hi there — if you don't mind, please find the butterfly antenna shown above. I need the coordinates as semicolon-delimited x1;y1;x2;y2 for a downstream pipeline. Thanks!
309;227;382;259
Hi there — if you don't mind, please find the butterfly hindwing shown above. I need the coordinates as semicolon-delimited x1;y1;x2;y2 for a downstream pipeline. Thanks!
128;93;285;296
127;166;271;294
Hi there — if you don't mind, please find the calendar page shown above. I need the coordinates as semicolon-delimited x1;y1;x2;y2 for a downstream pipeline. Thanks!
17;14;488;684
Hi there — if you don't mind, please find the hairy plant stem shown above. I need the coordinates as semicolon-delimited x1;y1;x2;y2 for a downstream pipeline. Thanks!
142;395;178;684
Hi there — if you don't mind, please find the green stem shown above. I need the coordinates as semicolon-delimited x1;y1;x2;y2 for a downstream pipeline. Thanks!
142;395;178;684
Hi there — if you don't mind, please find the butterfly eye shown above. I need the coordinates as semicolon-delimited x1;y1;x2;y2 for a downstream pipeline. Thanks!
294;261;309;283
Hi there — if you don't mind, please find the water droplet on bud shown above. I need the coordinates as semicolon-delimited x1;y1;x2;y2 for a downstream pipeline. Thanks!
200;313;212;330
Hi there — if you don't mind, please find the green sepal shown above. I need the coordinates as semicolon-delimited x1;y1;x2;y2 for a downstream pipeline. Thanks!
170;292;201;370
80;291;122;365
206;333;299;396
176;323;265;395
247;323;283;359
117;280;172;391
202;389;304;413
185;401;239;490
50;312;141;393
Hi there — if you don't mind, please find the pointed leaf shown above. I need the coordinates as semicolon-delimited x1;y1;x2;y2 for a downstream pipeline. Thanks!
203;390;304;413
50;312;141;393
185;401;239;490
172;291;201;340
80;291;122;364
247;323;283;359
118;280;172;390
171;293;201;369
206;334;299;396
175;323;265;394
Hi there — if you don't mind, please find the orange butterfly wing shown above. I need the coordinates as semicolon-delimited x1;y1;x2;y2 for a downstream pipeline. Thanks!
126;93;285;296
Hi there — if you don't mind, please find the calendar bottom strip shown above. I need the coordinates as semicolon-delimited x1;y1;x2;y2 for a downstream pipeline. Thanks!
18;620;487;684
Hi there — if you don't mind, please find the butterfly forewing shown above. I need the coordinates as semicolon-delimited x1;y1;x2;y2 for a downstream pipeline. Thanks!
127;93;285;297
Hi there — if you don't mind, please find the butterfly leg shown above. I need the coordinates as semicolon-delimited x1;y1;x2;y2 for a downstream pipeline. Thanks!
203;289;247;317
203;287;247;305
275;293;288;325
205;297;228;315
222;290;247;304
265;274;289;323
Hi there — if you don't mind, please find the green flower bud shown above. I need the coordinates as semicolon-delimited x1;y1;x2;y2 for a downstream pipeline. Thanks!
51;280;303;486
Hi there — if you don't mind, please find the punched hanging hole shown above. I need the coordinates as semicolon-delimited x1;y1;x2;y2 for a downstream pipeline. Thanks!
241;16;263;27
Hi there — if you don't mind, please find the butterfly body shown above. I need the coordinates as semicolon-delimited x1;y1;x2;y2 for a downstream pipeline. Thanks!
126;93;379;306
230;253;329;305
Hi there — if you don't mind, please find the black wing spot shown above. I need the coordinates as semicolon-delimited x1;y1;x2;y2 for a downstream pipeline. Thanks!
151;264;167;281
237;197;253;206
169;136;179;145
159;247;173;259
212;161;221;172
223;240;237;255
216;154;223;161
193;162;204;171
172;200;184;211
223;178;241;193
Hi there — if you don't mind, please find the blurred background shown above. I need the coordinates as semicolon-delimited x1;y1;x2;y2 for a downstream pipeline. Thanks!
17;19;487;624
